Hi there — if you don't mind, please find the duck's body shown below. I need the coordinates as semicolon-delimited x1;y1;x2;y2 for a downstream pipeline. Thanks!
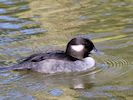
0;37;97;74
13;51;95;73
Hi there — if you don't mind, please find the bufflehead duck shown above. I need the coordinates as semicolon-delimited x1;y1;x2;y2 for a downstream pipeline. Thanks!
1;37;97;74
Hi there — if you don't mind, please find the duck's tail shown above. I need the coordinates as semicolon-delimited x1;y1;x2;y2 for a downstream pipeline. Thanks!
0;66;16;72
0;64;28;72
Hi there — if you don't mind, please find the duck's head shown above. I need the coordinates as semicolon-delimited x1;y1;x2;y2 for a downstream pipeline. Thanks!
66;37;97;60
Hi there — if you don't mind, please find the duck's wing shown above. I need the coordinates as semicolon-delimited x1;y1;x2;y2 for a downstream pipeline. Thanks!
20;51;66;63
21;53;49;62
0;51;68;71
7;51;66;70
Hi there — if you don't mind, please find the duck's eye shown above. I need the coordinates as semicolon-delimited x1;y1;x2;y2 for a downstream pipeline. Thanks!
71;45;84;52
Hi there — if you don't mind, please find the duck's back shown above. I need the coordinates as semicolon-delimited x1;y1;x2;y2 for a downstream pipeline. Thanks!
12;51;73;71
21;51;69;62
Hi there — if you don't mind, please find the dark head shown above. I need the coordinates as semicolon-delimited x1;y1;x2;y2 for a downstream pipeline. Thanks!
66;37;97;60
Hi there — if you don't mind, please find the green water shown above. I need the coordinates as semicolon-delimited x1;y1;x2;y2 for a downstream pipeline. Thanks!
0;0;133;100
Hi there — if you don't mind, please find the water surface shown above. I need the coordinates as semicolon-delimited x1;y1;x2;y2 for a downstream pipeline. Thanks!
0;0;133;100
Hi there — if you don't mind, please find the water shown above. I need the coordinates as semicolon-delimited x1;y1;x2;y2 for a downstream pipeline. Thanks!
0;0;133;100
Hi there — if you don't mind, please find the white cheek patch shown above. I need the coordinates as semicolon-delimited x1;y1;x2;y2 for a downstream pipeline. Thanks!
71;45;84;52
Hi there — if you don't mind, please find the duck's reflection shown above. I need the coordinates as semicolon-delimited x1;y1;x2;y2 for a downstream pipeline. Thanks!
23;71;96;90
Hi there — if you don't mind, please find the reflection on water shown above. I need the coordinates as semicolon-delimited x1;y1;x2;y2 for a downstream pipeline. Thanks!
0;0;133;100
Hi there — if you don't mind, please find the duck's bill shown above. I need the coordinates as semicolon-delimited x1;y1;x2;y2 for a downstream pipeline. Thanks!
90;47;104;55
90;47;98;54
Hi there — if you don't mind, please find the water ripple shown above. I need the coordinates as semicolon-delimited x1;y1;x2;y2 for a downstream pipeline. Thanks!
0;22;21;29
0;15;19;21
98;55;129;72
0;8;6;14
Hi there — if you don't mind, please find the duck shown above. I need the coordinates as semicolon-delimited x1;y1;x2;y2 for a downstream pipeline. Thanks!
0;37;97;74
